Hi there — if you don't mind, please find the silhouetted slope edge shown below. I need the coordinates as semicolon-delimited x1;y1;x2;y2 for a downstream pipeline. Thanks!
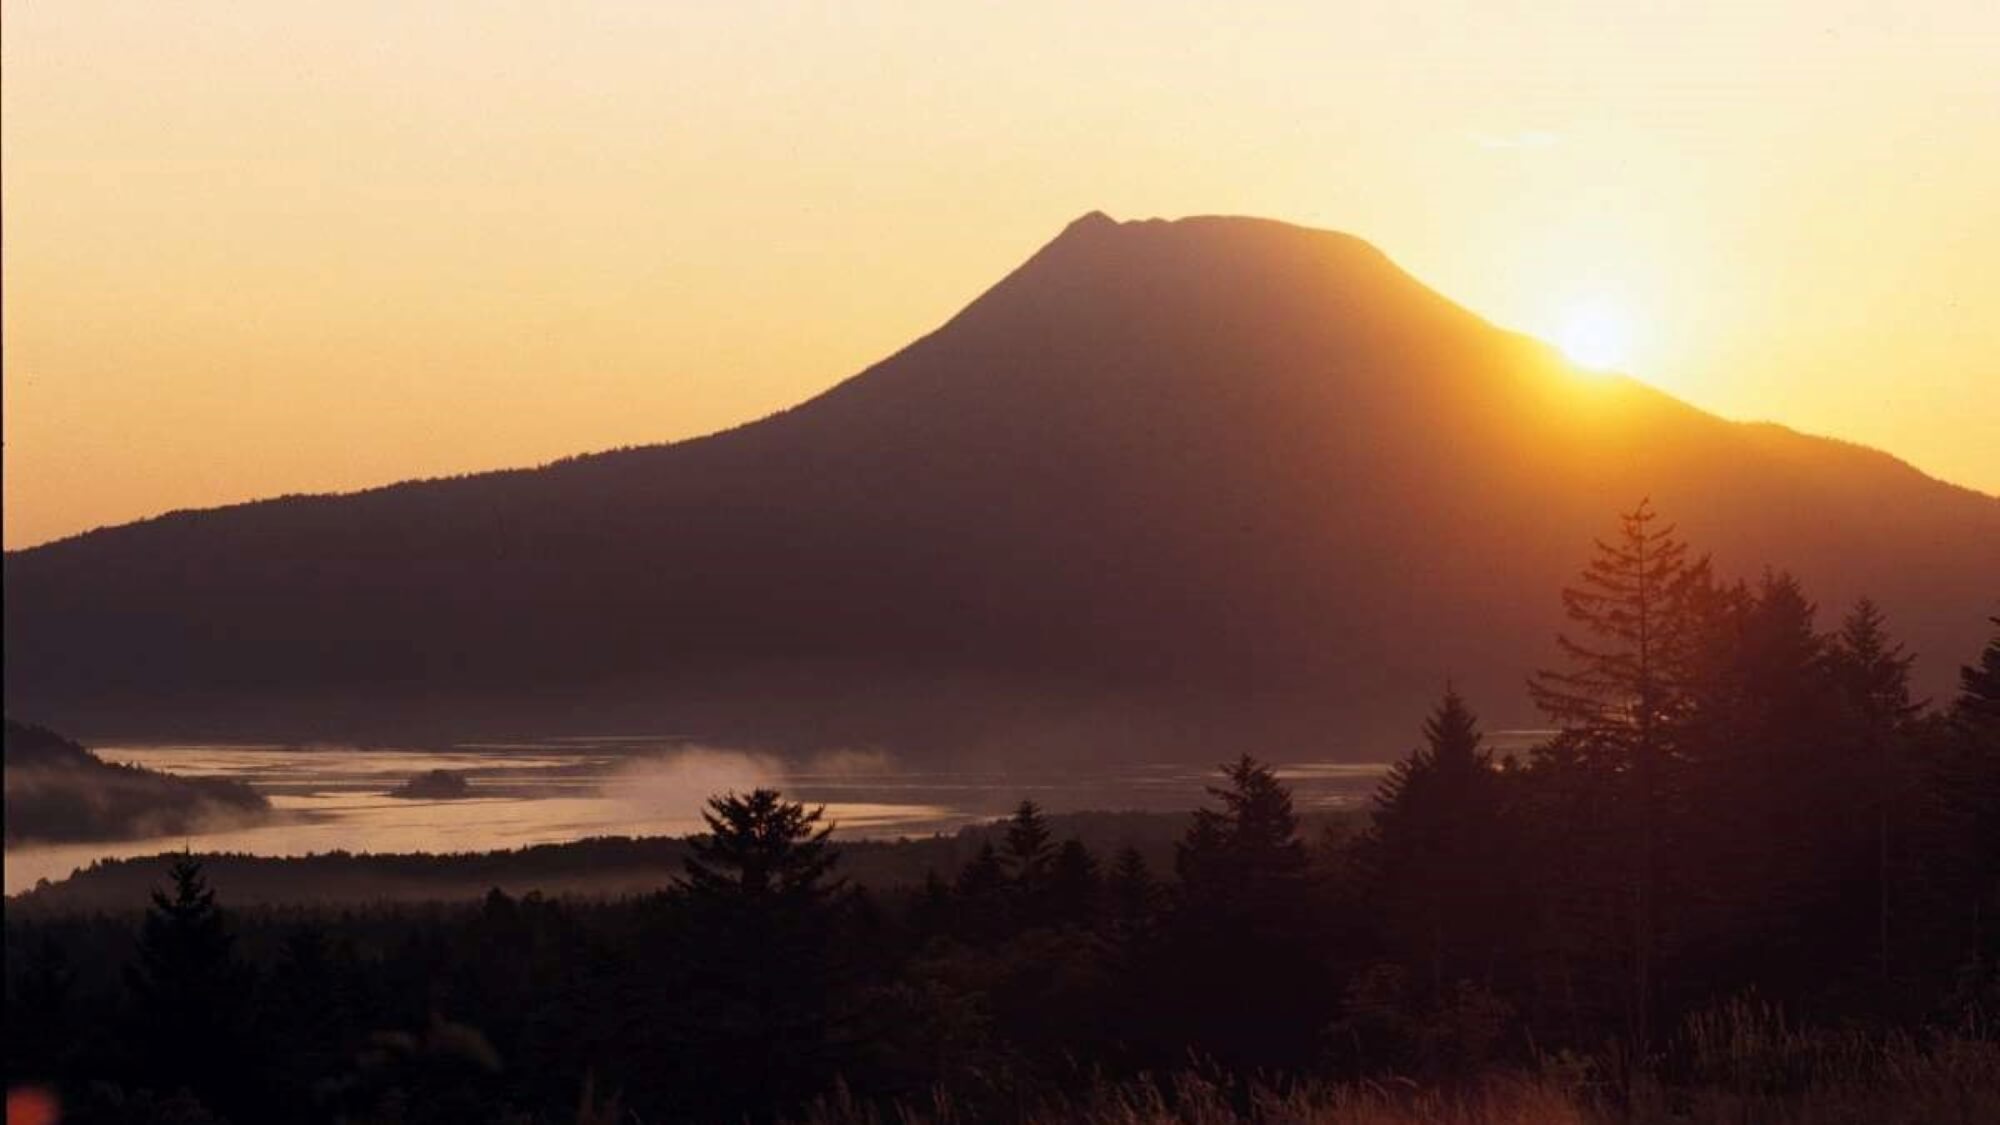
5;213;1997;758
2;719;271;844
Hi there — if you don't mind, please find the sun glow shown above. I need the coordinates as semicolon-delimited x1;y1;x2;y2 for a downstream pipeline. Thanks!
1556;296;1637;372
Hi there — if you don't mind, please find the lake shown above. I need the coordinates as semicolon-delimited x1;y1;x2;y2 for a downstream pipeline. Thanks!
3;737;1408;895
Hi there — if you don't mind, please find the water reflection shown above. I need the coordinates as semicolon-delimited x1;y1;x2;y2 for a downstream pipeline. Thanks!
4;738;1390;894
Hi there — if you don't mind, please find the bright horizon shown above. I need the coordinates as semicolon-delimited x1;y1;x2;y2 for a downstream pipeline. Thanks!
5;2;1997;550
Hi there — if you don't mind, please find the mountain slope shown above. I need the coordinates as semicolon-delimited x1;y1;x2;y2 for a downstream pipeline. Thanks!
3;719;271;844
6;213;1996;760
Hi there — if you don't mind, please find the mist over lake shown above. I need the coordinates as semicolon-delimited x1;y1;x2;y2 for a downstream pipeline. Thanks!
2;737;1409;895
9;3;1999;1111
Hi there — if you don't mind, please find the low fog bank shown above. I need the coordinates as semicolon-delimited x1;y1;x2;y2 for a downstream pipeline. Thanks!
3;719;273;846
606;744;894;811
8;807;1364;913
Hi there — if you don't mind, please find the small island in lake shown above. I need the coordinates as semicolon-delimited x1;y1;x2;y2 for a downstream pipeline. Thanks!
387;768;475;800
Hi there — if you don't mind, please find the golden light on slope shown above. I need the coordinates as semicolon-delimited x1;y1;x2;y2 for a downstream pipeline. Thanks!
1555;295;1637;372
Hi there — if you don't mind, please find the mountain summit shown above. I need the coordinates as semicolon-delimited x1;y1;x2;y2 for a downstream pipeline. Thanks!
7;214;1997;759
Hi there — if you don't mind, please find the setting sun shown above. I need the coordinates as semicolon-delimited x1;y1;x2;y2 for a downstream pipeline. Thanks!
5;5;2000;1120
1556;296;1637;372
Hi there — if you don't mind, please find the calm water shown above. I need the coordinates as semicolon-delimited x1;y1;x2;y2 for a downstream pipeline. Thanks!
3;737;1397;895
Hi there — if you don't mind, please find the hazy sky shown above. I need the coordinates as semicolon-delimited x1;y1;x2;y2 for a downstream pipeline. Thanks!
5;2;1996;548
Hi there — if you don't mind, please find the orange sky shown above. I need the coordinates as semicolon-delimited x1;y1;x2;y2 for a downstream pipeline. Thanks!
4;2;1996;549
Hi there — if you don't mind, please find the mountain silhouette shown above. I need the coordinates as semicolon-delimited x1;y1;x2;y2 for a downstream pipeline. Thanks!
6;213;1997;761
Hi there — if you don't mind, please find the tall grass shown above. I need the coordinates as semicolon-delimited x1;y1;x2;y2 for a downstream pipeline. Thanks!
790;1005;2000;1124
798;1070;1585;1125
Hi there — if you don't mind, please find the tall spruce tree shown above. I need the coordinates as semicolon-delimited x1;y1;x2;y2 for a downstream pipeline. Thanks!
952;841;1010;942
1046;839;1102;928
1106;846;1161;941
673;789;848;1121
124;856;251;1114
1176;755;1306;898
1365;689;1503;1001
1940;617;2000;1005
1529;499;1700;755
1831;598;1923;986
1530;499;1700;1046
1004;800;1056;925
1166;757;1322;1070
1690;572;1860;994
681;789;843;908
1958;617;2000;724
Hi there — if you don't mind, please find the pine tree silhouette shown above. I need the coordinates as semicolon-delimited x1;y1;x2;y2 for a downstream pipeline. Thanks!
1004;801;1053;880
681;789;843;908
1176;755;1306;905
1939;617;2000;1000
1046;838;1102;928
673;789;848;1121
1165;756;1323;1070
1831;598;1923;986
1957;617;2000;724
124;855;249;1114
1004;800;1056;925
953;840;1010;941
1106;846;1160;941
1530;500;1700;1046
1365;688;1503;1001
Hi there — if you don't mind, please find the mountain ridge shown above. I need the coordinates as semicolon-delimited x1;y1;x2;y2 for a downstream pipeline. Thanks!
7;213;1996;759
16;214;1989;553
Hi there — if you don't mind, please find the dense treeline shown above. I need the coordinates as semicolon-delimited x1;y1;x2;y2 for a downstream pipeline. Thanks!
9;809;1231;912
6;504;1998;1123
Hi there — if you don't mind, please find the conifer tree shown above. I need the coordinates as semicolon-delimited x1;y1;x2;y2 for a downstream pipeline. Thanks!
1176;755;1306;901
1106;846;1160;939
1691;572;1861;984
1530;499;1700;756
124;856;250;1112
1939;617;2000;993
1173;755;1309;937
953;841;1010;941
1047;839;1102;928
681;789;843;911
1831;597;1922;985
1530;499;1700;1046
1958;617;2000;725
909;869;955;942
673;789;847;1120
1834;598;1921;727
1945;615;2000;856
954;841;1007;898
1166;756;1321;1070
1365;689;1502;1000
1173;803;1230;893
1004;799;1056;915
1736;570;1830;745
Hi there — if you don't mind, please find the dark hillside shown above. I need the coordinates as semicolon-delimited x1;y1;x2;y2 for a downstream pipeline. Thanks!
2;719;271;844
7;214;1996;758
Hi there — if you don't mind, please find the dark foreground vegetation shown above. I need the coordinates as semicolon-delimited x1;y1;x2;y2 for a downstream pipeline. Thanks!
6;504;1999;1123
1;721;270;847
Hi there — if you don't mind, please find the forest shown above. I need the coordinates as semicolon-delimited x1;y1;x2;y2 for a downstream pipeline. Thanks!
6;503;1999;1123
